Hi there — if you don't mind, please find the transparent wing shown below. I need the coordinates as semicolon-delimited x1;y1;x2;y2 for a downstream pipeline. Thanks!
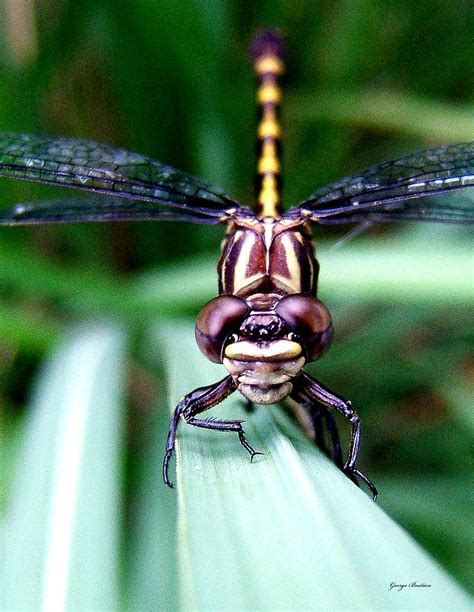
292;142;474;224
0;133;243;224
0;196;225;225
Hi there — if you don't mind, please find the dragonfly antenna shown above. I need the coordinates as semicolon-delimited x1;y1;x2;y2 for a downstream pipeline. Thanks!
251;29;285;219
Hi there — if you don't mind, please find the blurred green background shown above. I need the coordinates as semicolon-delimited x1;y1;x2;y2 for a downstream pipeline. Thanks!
1;0;473;604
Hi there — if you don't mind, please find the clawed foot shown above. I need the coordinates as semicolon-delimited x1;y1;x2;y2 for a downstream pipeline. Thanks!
344;464;378;500
250;450;264;462
237;427;264;463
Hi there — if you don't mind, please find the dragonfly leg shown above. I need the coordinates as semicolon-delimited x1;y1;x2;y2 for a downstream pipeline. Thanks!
323;408;344;469
185;417;263;463
310;407;329;455
163;375;236;488
301;401;344;469
292;371;378;500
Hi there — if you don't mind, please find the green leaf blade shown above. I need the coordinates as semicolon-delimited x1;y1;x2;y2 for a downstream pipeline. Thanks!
1;323;127;611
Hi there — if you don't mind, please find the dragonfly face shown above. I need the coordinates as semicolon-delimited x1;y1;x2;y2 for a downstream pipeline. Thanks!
196;291;333;404
221;301;329;404
0;29;473;498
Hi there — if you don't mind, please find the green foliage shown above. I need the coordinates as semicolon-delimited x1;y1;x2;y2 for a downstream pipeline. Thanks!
1;0;473;607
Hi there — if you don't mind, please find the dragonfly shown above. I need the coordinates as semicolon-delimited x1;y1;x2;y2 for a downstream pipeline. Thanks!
0;30;473;498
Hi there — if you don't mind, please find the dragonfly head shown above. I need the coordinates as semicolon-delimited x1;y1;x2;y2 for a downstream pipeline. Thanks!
195;293;333;404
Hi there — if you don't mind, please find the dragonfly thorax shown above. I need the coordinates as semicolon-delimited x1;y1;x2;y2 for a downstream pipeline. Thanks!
217;217;319;297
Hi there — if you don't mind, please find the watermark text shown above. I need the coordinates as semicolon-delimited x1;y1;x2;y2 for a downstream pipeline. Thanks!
389;582;431;592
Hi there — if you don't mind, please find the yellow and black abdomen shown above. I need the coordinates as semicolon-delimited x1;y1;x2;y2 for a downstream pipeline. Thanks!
251;29;285;220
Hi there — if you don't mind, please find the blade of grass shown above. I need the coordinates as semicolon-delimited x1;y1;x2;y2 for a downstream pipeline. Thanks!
316;237;474;306
150;320;471;610
1;323;127;611
125;362;178;611
287;88;474;142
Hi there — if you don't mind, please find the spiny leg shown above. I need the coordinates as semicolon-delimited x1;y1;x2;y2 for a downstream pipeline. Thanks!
163;375;261;488
163;376;235;487
184;418;263;463
292;371;378;499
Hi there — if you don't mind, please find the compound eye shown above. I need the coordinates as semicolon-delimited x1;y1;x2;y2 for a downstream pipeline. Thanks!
195;296;250;363
275;294;333;361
